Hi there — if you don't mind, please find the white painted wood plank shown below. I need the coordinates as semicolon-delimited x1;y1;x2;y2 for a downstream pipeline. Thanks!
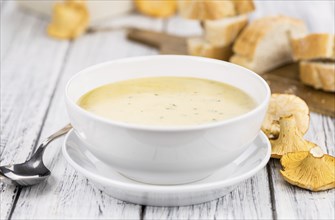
268;114;335;220
0;0;9;13
144;169;273;220
307;114;335;156
9;14;163;219
0;2;69;219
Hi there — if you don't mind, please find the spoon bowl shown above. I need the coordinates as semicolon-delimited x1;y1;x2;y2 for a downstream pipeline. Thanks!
0;124;72;186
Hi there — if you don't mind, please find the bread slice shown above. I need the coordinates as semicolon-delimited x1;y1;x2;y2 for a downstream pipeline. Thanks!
178;0;236;20
204;14;248;47
299;61;335;92
187;37;233;60
230;16;307;74
178;0;255;20
291;33;335;61
233;0;255;14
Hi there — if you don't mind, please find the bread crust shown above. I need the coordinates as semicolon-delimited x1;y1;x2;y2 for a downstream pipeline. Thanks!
233;16;307;59
178;0;236;20
204;15;248;47
187;37;233;60
300;61;335;92
233;0;255;14
291;34;335;61
230;54;256;71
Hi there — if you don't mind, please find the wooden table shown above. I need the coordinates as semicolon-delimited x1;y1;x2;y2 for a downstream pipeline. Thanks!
1;1;334;219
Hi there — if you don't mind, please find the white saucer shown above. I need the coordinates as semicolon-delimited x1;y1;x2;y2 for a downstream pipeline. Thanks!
62;130;271;206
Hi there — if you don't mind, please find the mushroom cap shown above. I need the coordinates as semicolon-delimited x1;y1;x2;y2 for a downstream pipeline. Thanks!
47;0;89;39
178;0;236;20
280;147;335;191
270;115;315;159
135;0;177;18
262;94;310;139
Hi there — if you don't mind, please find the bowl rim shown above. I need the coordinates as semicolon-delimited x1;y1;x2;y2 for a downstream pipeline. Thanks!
65;55;271;131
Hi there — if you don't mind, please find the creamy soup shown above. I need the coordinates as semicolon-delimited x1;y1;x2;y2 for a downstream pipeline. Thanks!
78;77;256;126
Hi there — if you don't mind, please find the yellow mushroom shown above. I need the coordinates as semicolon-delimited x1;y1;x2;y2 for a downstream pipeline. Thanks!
178;0;236;20
280;146;335;191
47;0;89;40
135;0;177;18
270;115;315;159
262;94;310;139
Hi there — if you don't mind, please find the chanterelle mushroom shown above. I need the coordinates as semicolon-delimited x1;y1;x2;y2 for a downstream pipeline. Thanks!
135;0;177;18
262;94;309;139
178;0;236;20
280;146;335;191
270;115;315;159
47;0;89;40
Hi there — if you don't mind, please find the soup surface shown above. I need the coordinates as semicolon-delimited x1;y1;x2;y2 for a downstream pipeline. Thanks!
78;77;256;126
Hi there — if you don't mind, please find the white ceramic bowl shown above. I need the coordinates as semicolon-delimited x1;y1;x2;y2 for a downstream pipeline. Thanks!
65;55;270;185
62;130;271;206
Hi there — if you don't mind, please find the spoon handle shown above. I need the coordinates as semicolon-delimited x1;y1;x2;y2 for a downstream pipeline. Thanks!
39;124;73;150
29;124;73;161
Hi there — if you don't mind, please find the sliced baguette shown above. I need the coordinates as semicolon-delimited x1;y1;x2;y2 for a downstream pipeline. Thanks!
187;37;232;60
230;16;307;74
233;0;255;14
291;33;335;61
299;61;335;92
204;14;248;47
178;0;236;20
178;0;255;20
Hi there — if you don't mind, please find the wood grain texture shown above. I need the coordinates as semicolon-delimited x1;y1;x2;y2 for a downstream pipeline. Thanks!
144;169;273;220
263;67;335;117
0;2;69;219
268;114;335;220
8;14;163;220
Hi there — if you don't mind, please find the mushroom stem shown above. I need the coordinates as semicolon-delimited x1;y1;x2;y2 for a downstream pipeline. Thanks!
261;94;310;139
270;115;315;159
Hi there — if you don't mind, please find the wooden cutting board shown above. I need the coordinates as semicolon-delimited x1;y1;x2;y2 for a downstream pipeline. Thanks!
127;28;335;117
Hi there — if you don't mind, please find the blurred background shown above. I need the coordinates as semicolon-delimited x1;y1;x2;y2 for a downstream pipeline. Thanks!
2;0;334;115
251;1;334;32
9;0;335;34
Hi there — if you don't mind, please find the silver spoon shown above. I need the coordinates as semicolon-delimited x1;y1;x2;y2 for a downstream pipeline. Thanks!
0;124;72;186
